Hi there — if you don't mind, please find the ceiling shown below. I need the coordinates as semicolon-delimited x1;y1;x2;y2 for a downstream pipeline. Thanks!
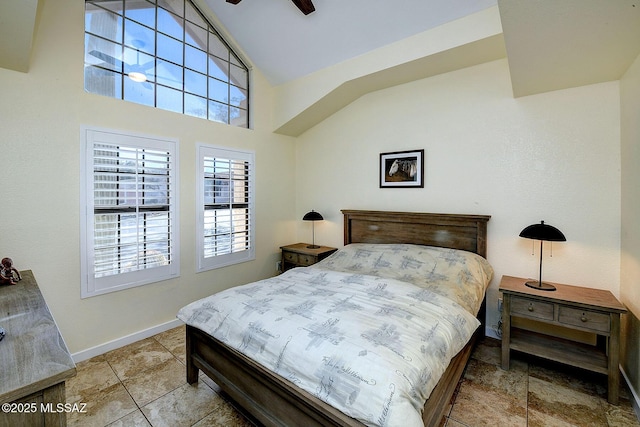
2;1;639;100
498;0;640;97
200;0;640;95
0;0;40;73
200;0;497;86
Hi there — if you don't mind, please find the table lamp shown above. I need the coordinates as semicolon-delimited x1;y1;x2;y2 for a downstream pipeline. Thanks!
303;210;323;249
519;220;566;291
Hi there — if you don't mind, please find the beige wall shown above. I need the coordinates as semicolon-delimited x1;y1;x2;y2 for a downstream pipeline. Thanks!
1;2;636;410
272;6;503;134
621;53;640;408
0;0;297;354
294;59;621;341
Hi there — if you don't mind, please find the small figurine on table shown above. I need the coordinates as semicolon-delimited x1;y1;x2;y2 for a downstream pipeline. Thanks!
0;257;21;285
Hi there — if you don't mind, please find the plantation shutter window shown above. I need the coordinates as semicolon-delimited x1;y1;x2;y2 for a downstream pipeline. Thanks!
81;127;180;297
197;144;255;271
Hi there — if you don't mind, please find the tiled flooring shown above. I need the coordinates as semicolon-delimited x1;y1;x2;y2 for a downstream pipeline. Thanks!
66;325;640;427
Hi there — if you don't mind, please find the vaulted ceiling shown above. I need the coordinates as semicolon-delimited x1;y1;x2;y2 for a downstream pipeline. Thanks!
3;1;639;102
498;0;640;97
201;0;497;85
0;0;40;73
201;0;640;97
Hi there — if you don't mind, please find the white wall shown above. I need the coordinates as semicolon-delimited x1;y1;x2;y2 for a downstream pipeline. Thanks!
295;59;621;336
0;0;297;354
621;52;640;408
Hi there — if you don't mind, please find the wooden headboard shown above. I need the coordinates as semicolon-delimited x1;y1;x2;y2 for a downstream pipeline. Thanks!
342;210;490;258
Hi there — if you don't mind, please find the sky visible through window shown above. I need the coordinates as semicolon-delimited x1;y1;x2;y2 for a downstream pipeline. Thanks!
84;0;249;127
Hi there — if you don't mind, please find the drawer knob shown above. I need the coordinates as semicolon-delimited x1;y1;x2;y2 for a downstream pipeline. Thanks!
528;303;534;312
581;314;588;322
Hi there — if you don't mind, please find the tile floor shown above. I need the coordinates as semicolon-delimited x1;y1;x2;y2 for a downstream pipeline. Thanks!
66;325;640;427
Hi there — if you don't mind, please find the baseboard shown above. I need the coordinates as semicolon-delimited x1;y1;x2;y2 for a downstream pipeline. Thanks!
621;366;640;422
71;318;184;363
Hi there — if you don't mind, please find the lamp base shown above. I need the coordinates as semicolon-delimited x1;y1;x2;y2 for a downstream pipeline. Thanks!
524;280;556;291
306;244;320;249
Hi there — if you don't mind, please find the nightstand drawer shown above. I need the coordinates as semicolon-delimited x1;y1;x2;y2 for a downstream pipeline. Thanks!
297;254;315;266
511;296;554;320
558;306;610;333
283;252;298;264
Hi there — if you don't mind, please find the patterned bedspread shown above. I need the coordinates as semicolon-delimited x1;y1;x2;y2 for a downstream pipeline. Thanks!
177;244;493;427
314;244;493;315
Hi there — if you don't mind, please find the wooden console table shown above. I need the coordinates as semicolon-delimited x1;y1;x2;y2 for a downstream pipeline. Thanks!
500;275;626;404
0;270;76;426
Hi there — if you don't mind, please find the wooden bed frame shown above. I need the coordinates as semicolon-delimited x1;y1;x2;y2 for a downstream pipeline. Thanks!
186;210;491;427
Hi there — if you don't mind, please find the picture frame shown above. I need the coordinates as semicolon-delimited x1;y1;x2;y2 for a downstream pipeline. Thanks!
379;149;424;188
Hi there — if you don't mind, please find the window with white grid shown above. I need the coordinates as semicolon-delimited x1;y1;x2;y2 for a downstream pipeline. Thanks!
197;144;254;272
81;127;180;297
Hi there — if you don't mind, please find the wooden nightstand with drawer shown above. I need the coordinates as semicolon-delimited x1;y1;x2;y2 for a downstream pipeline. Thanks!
499;275;627;404
280;243;337;272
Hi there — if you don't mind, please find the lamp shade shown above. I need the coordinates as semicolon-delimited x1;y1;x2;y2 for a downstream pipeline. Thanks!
303;210;323;221
519;221;566;242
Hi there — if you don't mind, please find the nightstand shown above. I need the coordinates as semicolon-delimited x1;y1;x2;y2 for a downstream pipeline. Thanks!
499;275;627;404
280;243;337;272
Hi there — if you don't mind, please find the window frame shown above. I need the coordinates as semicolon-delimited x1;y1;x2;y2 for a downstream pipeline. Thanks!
80;126;180;298
196;143;255;272
83;0;250;128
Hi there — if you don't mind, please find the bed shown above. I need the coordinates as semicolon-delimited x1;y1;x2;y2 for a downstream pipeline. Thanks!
179;210;492;427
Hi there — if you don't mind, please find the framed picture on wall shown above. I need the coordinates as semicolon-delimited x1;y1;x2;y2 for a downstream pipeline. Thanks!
380;149;424;188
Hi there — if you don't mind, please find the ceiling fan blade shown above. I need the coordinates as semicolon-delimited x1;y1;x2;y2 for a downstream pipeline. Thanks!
140;60;155;71
291;0;315;15
226;0;314;15
89;50;124;69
